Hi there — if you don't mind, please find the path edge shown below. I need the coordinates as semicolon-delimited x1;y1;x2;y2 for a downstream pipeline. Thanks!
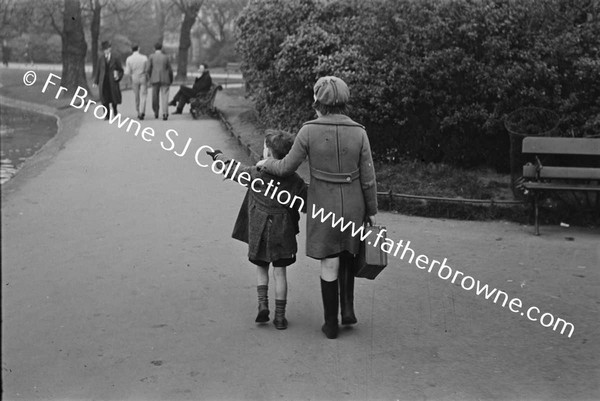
1;95;85;203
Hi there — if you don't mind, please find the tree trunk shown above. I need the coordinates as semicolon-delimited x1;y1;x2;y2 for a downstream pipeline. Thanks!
176;1;202;81
154;0;167;45
90;0;101;79
61;0;88;91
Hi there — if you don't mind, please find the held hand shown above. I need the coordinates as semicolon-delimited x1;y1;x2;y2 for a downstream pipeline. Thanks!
256;158;268;167
206;149;223;161
366;215;376;226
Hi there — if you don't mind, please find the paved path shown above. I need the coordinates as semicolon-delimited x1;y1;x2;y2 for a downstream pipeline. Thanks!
1;88;599;400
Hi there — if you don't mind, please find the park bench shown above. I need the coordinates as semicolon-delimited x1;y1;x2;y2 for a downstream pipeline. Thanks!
225;62;242;87
190;84;223;119
521;137;600;235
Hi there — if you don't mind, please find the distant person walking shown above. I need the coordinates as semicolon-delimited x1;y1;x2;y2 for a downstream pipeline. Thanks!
24;42;33;66
93;40;124;120
124;44;149;120
169;63;212;114
2;40;10;67
147;42;173;120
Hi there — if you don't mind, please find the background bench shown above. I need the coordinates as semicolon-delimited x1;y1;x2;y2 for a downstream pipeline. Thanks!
521;137;600;235
190;84;223;119
225;62;242;87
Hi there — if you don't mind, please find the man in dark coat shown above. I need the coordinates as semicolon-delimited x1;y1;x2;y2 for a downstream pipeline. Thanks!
93;40;124;120
169;63;212;114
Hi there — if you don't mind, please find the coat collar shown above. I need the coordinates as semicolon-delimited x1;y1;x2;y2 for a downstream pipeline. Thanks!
303;114;364;129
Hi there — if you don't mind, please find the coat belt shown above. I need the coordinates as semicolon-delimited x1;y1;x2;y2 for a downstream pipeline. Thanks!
310;167;359;184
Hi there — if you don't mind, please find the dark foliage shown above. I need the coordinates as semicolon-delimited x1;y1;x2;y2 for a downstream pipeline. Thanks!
235;0;600;172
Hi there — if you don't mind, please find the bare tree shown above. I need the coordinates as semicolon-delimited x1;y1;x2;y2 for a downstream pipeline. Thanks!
153;0;175;45
0;0;16;38
196;0;245;63
87;0;104;78
84;0;146;77
0;0;37;37
173;0;204;80
7;0;58;38
61;0;88;90
198;0;244;43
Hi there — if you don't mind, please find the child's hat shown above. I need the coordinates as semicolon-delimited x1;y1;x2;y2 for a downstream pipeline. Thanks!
313;76;349;106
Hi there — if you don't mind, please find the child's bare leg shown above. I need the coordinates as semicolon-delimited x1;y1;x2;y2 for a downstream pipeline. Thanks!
272;266;287;300
255;264;270;323
272;266;288;330
257;265;269;286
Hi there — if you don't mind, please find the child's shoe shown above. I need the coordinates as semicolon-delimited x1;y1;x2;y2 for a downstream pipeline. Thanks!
255;285;270;323
273;299;287;330
273;316;288;330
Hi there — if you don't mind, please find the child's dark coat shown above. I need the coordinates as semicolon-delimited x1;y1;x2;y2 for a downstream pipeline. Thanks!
218;155;307;263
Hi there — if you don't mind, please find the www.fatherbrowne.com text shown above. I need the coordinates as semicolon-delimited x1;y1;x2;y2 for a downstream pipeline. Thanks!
30;71;575;338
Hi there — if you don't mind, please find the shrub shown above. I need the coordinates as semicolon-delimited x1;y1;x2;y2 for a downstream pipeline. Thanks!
235;0;600;171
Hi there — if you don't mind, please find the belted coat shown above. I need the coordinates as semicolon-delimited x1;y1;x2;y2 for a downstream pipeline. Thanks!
94;53;124;104
261;114;378;259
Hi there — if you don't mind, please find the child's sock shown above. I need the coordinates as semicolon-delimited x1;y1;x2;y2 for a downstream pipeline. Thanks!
273;299;288;330
255;285;269;323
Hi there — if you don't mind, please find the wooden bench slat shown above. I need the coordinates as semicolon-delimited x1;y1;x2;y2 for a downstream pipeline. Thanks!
522;166;600;179
522;182;600;191
225;62;242;72
522;137;600;155
537;167;600;180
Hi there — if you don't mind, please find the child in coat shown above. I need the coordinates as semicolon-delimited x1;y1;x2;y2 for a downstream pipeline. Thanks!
207;130;307;329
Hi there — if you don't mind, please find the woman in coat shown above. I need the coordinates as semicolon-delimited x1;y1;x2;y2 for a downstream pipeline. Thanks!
93;40;124;120
258;76;378;339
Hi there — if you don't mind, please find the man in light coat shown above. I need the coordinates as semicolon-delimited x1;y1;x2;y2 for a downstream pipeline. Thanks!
124;44;148;120
147;42;173;120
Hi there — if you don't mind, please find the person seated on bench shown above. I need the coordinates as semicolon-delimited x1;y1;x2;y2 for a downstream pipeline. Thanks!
169;63;212;114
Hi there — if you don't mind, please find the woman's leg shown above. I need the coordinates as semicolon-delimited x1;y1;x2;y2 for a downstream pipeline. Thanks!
255;264;270;323
320;257;339;281
339;252;357;325
272;266;288;329
320;257;340;339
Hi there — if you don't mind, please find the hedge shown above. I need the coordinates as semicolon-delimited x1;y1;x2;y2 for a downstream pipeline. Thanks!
235;0;600;171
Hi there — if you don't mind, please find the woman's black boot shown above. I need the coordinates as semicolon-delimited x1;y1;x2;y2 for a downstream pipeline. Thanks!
320;278;339;339
339;255;357;325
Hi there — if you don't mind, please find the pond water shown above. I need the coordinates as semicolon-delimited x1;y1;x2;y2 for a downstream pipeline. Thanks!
0;105;57;184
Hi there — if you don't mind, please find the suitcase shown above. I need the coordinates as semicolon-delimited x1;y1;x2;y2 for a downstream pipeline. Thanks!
355;225;388;280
